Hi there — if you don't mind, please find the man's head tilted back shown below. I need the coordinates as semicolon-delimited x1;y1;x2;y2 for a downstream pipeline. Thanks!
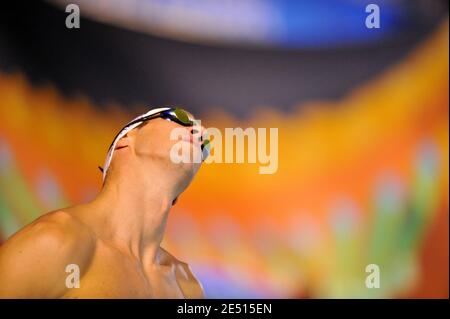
0;107;209;299
100;107;208;203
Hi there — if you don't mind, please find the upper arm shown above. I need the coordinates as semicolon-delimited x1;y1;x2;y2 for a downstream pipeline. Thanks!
176;261;205;299
178;263;205;299
159;247;205;298
0;212;94;298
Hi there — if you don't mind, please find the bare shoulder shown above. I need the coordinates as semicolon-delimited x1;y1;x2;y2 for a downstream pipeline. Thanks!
1;209;95;257
0;210;96;298
159;247;205;299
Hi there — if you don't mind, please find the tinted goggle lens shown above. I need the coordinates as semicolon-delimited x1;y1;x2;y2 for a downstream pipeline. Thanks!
174;108;192;124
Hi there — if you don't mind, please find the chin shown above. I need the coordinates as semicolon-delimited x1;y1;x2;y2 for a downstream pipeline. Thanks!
175;162;199;192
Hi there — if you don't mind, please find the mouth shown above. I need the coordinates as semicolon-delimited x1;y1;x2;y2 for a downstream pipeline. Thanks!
201;139;210;160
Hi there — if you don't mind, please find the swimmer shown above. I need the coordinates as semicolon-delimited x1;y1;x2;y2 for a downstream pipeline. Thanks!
0;107;209;298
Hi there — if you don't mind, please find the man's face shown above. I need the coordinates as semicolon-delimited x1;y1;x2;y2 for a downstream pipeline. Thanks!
132;112;206;180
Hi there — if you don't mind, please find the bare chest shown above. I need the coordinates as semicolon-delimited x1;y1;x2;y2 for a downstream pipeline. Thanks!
62;247;187;298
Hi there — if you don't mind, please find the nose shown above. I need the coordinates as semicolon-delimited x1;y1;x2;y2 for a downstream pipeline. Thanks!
190;125;206;141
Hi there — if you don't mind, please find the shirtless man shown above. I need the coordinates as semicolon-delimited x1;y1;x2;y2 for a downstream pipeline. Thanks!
0;107;209;298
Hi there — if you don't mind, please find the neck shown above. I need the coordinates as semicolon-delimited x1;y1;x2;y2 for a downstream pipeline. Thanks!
81;162;178;264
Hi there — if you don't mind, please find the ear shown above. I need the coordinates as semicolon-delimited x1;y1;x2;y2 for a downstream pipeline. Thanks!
115;134;132;150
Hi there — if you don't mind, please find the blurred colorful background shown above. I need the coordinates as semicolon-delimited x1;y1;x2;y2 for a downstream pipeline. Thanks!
0;1;448;298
